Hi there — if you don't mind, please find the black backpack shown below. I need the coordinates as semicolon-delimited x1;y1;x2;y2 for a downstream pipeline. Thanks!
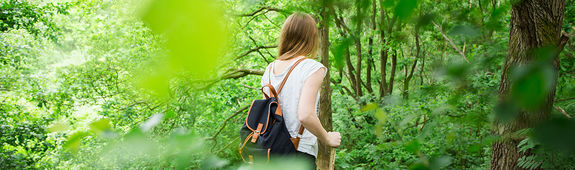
239;58;306;163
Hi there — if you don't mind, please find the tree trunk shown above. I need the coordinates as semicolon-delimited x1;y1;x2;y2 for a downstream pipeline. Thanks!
378;0;391;98
354;0;363;99
365;0;377;95
354;40;363;99
345;48;358;100
317;8;334;170
402;30;420;99
388;50;397;95
379;48;388;98
491;0;567;169
419;50;425;86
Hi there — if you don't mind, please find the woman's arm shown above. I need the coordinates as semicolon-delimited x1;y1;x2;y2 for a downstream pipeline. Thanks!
297;68;341;147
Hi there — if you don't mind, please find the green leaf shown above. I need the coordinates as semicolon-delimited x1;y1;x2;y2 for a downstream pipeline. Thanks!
394;0;417;20
63;131;88;154
449;25;481;39
429;156;452;170
510;64;555;111
138;0;227;97
89;118;111;134
331;37;352;71
361;102;378;112
404;139;420;154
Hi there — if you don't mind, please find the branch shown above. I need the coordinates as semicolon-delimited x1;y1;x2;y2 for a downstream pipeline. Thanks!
236;6;284;17
246;36;274;63
214;137;240;153
206;105;250;141
330;5;351;37
341;85;356;100
558;31;570;52
419;115;426;132
235;45;277;60
223;68;264;79
556;97;575;102
240;83;259;90
432;22;470;63
554;105;572;119
184;68;264;92
239;7;285;28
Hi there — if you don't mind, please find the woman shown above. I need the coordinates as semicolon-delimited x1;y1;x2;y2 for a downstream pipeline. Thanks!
261;12;341;168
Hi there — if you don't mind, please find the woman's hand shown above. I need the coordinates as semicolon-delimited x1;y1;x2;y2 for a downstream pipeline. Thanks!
325;132;341;147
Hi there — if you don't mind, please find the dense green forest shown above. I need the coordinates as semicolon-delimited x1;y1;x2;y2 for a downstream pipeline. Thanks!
1;0;574;169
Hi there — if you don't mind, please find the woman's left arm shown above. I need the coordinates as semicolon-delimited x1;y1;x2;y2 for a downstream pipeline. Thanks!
297;67;340;147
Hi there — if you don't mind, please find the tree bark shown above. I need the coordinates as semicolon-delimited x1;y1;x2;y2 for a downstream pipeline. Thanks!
345;48;358;99
491;0;566;169
365;0;377;95
402;30;420;99
419;49;425;85
354;0;364;98
317;8;334;170
380;48;388;98
388;50;397;95
378;0;390;98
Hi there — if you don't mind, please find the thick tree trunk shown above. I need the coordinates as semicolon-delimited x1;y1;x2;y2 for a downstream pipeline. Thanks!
317;9;334;170
491;0;567;169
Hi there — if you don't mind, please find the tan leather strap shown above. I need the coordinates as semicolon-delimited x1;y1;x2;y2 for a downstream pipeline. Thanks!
239;131;254;162
297;125;305;135
252;123;264;143
277;57;307;94
266;57;307;93
291;125;306;149
261;84;278;99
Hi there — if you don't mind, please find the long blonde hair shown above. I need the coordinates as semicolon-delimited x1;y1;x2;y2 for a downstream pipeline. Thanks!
277;12;318;60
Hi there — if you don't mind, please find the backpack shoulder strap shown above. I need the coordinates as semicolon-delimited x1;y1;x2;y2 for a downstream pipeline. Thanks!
277;57;307;94
263;57;307;98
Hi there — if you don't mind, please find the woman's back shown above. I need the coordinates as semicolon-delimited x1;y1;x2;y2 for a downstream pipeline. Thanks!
260;57;326;156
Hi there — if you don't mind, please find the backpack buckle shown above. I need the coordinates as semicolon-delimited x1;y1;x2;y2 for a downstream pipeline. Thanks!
251;123;264;143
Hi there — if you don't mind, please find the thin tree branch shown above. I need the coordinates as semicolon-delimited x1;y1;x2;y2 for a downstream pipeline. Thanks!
556;97;575;102
247;36;273;63
214;137;240;153
240;83;259;90
240;7;286;28
207;105;250;141
341;85;355;99
554;105;572;119
236;6;284;17
331;6;351;36
235;45;277;59
432;22;470;63
223;69;264;79
558;31;569;52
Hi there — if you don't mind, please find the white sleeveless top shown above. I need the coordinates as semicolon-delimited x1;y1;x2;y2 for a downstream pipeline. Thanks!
260;58;327;157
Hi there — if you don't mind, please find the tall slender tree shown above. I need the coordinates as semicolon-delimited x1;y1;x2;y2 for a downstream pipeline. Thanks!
317;4;334;169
